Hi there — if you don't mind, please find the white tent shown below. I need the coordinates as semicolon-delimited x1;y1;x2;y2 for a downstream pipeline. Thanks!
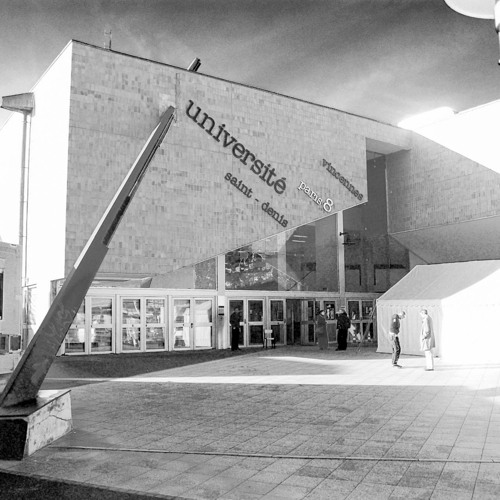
376;260;500;364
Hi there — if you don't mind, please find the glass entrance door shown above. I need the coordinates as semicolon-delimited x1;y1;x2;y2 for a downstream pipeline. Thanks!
270;299;285;345
286;299;301;345
121;297;167;352
121;298;141;351
347;299;375;343
173;298;214;350
194;298;213;348
145;299;167;350
173;299;191;349
301;300;317;345
229;300;245;347
229;299;265;347
248;299;264;346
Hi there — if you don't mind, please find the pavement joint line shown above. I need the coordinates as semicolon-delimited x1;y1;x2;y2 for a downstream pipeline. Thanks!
49;445;500;463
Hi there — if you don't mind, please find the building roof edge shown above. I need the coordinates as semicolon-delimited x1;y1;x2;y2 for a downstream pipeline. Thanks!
69;39;402;131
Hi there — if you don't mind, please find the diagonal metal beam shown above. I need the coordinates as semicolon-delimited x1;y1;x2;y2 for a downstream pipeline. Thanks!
0;106;176;407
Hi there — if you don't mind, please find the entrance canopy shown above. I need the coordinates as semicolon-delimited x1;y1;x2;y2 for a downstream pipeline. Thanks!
376;260;500;363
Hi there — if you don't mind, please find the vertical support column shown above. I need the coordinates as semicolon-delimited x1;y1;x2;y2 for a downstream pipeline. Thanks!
19;112;31;350
338;211;346;300
216;254;226;349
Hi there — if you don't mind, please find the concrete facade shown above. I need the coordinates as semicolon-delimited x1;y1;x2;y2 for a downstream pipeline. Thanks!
63;41;412;277
1;39;499;356
386;134;500;263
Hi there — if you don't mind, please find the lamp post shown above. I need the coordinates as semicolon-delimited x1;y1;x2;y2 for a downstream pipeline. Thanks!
444;0;500;64
1;93;34;349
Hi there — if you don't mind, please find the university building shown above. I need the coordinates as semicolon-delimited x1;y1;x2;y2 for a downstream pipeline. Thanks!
0;40;498;356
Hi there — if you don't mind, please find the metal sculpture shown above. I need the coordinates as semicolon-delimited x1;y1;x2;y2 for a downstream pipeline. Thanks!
0;106;176;407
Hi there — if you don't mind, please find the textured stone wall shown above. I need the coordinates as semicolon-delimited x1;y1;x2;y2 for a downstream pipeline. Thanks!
386;134;500;234
65;41;410;278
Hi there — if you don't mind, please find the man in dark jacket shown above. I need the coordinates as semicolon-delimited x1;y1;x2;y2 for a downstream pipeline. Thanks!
230;307;241;351
336;307;350;351
390;311;406;368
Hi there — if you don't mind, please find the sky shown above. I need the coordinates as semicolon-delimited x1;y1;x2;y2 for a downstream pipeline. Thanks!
0;0;499;131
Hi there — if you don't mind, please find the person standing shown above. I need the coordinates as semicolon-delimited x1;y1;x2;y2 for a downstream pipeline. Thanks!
420;309;435;371
390;311;406;368
336;307;350;351
316;309;328;350
230;307;241;351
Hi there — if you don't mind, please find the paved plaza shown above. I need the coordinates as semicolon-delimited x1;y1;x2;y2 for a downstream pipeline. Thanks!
1;346;500;499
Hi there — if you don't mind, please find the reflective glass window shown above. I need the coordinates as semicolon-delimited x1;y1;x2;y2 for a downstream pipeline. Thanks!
10;335;21;351
122;298;141;350
270;301;284;322
194;299;213;348
65;302;86;353
146;299;166;350
91;298;113;352
146;299;165;323
146;259;216;289
194;326;212;348
248;300;263;322
225;215;338;291
174;299;191;348
344;156;409;293
147;327;165;350
195;299;212;324
362;301;374;320
347;301;360;321
174;300;190;323
324;301;336;320
249;325;263;345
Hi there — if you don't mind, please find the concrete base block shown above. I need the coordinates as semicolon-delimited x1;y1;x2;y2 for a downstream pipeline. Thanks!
0;389;72;460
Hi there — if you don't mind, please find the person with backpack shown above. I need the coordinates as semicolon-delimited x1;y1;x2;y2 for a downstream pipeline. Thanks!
336;307;350;351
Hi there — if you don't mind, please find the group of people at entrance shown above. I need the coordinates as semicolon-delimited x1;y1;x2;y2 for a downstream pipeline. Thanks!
317;306;436;370
316;307;351;351
232;305;435;370
390;309;436;370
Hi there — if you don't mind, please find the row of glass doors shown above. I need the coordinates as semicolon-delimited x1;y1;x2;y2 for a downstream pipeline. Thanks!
228;298;376;347
120;297;215;351
64;294;376;354
227;298;332;347
65;296;215;354
228;299;286;347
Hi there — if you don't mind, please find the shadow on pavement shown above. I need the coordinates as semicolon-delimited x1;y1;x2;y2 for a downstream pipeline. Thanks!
45;347;264;379
0;470;181;499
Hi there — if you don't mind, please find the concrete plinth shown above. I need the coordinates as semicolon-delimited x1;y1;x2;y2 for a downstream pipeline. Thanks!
0;389;72;460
